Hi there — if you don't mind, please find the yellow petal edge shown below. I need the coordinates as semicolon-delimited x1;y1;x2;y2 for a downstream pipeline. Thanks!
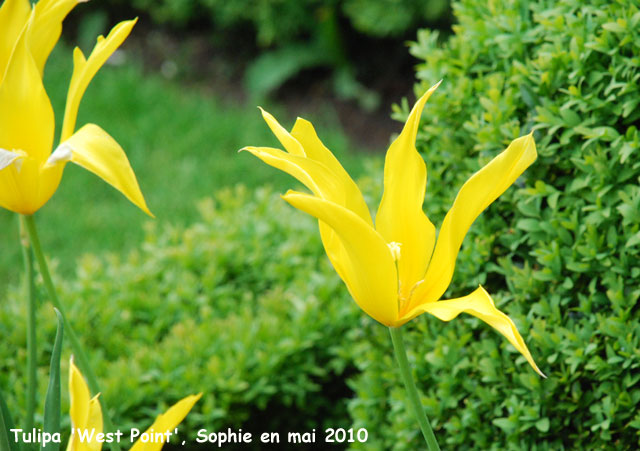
400;286;545;377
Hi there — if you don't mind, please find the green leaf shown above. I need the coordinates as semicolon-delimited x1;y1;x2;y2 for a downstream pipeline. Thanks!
559;108;581;127
492;417;517;433
602;22;626;33
41;309;64;451
0;387;19;451
625;231;640;248
520;83;538;109
516;218;542;232
536;417;550;432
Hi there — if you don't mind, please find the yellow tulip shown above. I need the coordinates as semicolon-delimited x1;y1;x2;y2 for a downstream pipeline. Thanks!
67;358;201;451
244;81;544;376
0;0;151;215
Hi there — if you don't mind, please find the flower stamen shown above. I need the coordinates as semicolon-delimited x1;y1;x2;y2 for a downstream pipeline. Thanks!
387;241;402;262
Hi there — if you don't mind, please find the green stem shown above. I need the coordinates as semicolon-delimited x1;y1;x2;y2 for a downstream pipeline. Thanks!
22;214;121;451
19;216;37;441
389;327;440;451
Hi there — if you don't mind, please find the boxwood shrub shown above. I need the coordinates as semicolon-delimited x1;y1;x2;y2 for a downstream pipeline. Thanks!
347;0;640;449
0;186;362;445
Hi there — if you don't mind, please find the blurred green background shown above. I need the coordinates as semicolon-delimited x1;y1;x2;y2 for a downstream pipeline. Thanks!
3;0;640;449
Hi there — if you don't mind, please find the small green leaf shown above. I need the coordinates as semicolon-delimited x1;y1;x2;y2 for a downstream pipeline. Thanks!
41;309;64;451
520;83;538;109
559;108;580;127
602;22;626;33
516;218;542;232
536;417;550;432
626;231;640;248
493;417;517;433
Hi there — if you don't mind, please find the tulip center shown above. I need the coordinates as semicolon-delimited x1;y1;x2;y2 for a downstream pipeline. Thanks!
388;241;410;312
387;241;402;262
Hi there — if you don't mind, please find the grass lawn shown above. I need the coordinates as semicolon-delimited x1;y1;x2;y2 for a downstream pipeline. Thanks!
0;44;369;292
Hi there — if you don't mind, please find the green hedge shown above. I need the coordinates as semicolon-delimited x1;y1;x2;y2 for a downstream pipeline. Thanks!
1;186;361;442
347;0;640;449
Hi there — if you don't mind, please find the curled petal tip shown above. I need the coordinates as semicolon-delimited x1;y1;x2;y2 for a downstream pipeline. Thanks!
280;189;298;199
257;106;272;120
239;146;268;155
530;362;547;378
119;17;138;30
421;80;442;97
118;17;138;26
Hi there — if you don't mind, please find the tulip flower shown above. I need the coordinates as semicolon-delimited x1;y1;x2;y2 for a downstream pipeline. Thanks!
243;81;543;377
67;358;201;451
0;0;151;215
1;2;152;445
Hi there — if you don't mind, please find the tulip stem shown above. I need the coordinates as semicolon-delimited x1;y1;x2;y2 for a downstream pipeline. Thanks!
389;327;440;451
22;214;121;451
19;216;38;441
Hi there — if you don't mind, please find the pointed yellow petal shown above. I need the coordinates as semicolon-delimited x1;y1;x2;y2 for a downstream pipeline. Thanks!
290;117;372;224
242;146;343;201
411;133;537;307
249;112;379;296
255;111;371;222
375;82;440;302
283;191;398;325
242;145;369;287
0;13;54;162
242;144;371;220
0;0;30;83
54;123;152;216
258;108;305;156
61;19;136;141
67;358;104;451
401;286;544;376
68;358;92;436
67;395;103;451
85;395;104;451
130;394;201;451
28;0;78;75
